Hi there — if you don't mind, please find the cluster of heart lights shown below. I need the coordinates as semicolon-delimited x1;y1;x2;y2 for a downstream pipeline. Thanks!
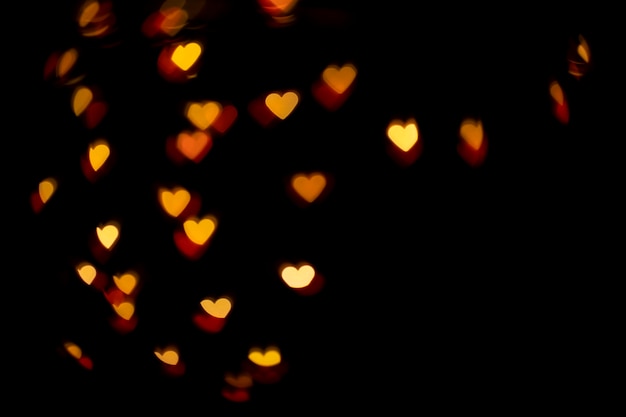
33;0;593;404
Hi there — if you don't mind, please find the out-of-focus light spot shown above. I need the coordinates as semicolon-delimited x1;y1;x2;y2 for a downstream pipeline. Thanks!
171;41;202;71
72;86;92;116
38;177;56;204
113;271;138;295
549;81;569;125
257;0;298;26
225;371;253;389
280;263;314;288
248;345;281;367
154;346;179;366
457;117;488;167
568;34;592;79
322;63;357;94
88;139;110;172
166;130;213;164
211;104;238;134
577;38;590;63
387;119;418;152
158;186;191;218
64;342;82;359
160;6;189;36
185;100;222;130
76;262;97;285
264;91;299;120
96;221;120;250
200;297;232;318
112;301;135;320
183;214;217;245
77;0;116;38
290;172;327;203
57;48;78;79
78;0;100;28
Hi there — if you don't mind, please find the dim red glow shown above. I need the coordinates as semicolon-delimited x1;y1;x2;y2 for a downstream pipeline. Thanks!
550;81;570;124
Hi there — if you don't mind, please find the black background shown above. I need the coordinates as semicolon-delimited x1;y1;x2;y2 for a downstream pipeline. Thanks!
10;0;619;413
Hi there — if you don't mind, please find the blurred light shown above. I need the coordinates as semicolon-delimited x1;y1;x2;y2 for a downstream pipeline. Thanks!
113;270;139;295
158;186;192;218
248;345;281;367
183;214;217;245
76;262;97;285
171;41;203;71
264;90;299;120
72;86;92;116
280;263;314;288
568;34;591;79
322;63;357;94
154;346;180;365
158;42;203;82
96;221;120;250
64;342;82;359
549;81;569;125
88;139;110;171
224;371;253;389
168;129;213;163
211;104;238;134
457;117;488;167
57;48;79;79
77;0;116;38
289;171;327;204
200;296;232;318
386;118;422;166
185;100;222;130
112;301;135;320
38;177;56;204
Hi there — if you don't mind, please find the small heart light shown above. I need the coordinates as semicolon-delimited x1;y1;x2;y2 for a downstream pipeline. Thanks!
549;81;569;125
387;118;418;152
248;345;281;367
264;91;299;120
171;41;202;71
183;215;217;245
72;85;92;116
154;347;179;366
113;271;139;295
280;263;315;289
158;186;191;218
185;101;222;130
322;63;357;94
76;262;97;285
96;221;120;250
290;172;327;204
458;117;488;167
200;297;232;318
112;301;135;320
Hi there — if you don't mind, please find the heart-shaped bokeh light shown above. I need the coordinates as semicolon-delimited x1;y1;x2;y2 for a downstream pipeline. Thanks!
264;91;299;120
457;117;488;167
289;172;327;205
96;221;120;250
549;81;570;125
386;118;422;166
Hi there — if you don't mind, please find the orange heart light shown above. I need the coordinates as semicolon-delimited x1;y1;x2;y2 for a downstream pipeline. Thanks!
279;262;324;295
245;345;287;384
185;100;222;130
265;91;299;120
568;34;592;80
31;177;57;213
112;300;135;320
158;41;203;82
549;81;569;125
142;5;188;38
155;346;185;376
72;84;108;128
77;0;117;38
72;85;92;116
166;130;213;164
75;261;108;290
63;341;93;370
113;270;139;295
312;63;357;111
109;298;138;333
289;171;328;205
194;296;232;333
458;117;488;167
174;214;218;259
386;118;422;166
224;371;253;389
158;186;200;219
82;139;113;182
248;345;281;367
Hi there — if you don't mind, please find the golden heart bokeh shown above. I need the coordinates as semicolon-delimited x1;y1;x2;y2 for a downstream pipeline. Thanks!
265;91;299;120
57;48;78;79
186;101;222;130
248;346;281;367
88;139;110;171
200;297;232;318
112;301;135;320
113;271;138;295
459;118;483;151
154;347;179;366
387;119;418;152
176;130;212;162
72;85;92;116
183;215;217;245
76;262;97;285
549;81;570;125
280;263;315;289
158;186;191;218
322;63;357;94
291;172;326;203
38;177;57;204
96;221;120;250
171;41;202;71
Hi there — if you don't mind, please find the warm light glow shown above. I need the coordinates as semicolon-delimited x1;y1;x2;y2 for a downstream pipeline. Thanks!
160;6;188;36
158;186;191;217
387;119;418;152
265;91;299;119
549;81;565;106
76;262;97;285
72;86;93;116
248;346;281;367
58;48;78;78
176;130;211;161
113;271;138;294
291;172;326;203
88;139;110;171
38;178;57;203
112;301;135;320
200;297;232;318
577;36;590;63
186;101;222;130
322;63;357;94
64;342;82;359
171;41;202;71
225;372;253;388
96;221;120;250
154;347;179;365
183;215;217;245
280;263;315;289
459;118;484;151
78;0;100;28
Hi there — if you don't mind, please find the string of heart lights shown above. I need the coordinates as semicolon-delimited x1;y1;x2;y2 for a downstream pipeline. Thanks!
32;0;593;407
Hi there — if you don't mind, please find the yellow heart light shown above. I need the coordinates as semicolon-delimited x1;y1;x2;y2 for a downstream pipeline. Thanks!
38;177;57;204
183;215;217;245
113;271;138;295
76;262;97;285
185;101;222;130
158;186;191;218
96;222;120;250
265;91;299;120
280;264;315;289
248;346;281;367
72;86;92;116
64;341;82;359
154;348;179;366
171;41;202;71
88;139;110;171
459;118;484;151
113;301;135;320
322;63;357;94
176;130;211;160
200;297;232;318
387;119;418;152
291;172;326;203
